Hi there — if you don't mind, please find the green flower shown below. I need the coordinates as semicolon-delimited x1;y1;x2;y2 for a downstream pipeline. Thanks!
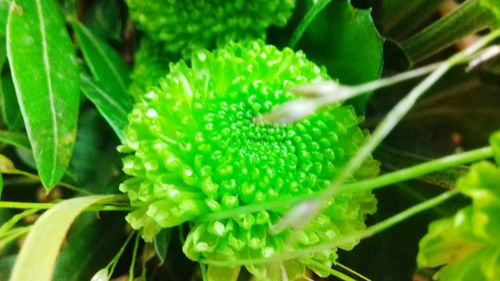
418;160;500;281
120;41;379;280
126;0;295;55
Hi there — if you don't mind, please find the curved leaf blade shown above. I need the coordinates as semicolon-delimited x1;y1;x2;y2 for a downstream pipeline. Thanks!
6;0;80;189
80;74;132;140
73;21;130;96
9;195;116;281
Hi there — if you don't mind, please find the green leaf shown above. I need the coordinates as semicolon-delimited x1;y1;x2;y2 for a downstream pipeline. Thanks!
0;71;23;130
6;0;80;190
0;0;11;36
481;0;500;22
73;21;129;97
288;0;332;49
53;213;125;281
83;0;122;42
0;172;2;200
0;130;29;150
153;228;172;265
297;0;384;111
80;74;133;141
9;195;118;281
379;0;446;39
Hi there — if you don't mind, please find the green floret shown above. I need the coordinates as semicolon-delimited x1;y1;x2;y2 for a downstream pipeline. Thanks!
119;41;379;280
129;37;171;100
126;0;295;56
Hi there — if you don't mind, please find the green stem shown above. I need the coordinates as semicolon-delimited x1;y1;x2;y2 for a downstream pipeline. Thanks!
196;146;492;222
13;170;93;195
0;197;131;211
319;28;500;206
129;232;141;281
339;146;493;194
108;231;135;279
288;0;332;49
402;0;497;64
198;189;458;266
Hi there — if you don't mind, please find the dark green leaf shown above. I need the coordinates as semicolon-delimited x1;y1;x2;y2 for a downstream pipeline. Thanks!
83;0;122;41
379;0;446;39
154;228;172;265
7;0;80;189
297;0;384;111
1;71;23;130
53;213;125;281
73;21;129;97
0;130;29;150
288;0;331;49
80;74;133;141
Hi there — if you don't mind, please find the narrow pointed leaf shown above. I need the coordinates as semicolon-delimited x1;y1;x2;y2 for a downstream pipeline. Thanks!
9;195;117;281
6;0;80;189
80;74;132;140
73;21;130;96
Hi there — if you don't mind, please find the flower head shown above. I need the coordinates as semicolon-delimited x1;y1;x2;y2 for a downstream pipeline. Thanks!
120;41;379;280
126;0;295;55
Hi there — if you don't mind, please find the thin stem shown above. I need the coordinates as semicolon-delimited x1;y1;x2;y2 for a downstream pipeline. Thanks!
288;0;332;49
198;189;458;267
319;28;500;210
293;62;440;106
108;231;135;279
12;169;93;195
0;200;132;212
195;145;492;223
339;146;493;195
336;263;370;281
129;232;141;281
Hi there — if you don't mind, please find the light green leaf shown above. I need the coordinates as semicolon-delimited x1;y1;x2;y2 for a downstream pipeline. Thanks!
481;0;500;22
80;74;133;141
9;195;117;281
6;0;80;190
83;0;122;41
73;21;129;96
0;130;29;150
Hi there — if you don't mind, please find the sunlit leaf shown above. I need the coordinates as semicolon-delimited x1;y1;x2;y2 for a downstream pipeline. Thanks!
7;0;80;190
9;195;118;281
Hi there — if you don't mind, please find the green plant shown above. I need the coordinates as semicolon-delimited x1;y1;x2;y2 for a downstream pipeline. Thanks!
0;0;499;281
